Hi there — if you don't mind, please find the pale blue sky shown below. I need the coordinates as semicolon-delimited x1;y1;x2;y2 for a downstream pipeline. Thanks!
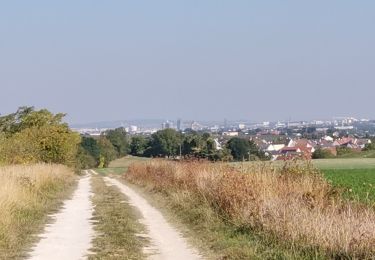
1;1;374;123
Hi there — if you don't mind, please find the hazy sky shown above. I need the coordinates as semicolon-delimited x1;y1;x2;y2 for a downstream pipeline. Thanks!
1;1;374;124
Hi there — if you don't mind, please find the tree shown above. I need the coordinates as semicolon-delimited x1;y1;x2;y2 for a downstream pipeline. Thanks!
226;137;266;161
76;146;97;169
105;127;129;157
97;136;117;168
312;148;334;159
81;136;101;160
149;129;182;157
130;136;149;156
363;142;375;151
0;107;80;167
181;133;204;157
226;137;252;161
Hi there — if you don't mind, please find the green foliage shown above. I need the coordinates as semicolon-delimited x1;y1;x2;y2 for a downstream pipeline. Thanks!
97;137;117;167
312;148;334;159
0;107;80;167
226;137;265;161
181;132;205;157
363;143;375;151
336;146;354;156
81;136;101;160
76;146;97;169
104;128;129;157
148;129;182;157
130;136;149;156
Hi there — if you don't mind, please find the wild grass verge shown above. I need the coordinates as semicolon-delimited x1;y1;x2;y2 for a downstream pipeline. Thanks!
89;175;147;260
0;164;75;259
124;160;375;259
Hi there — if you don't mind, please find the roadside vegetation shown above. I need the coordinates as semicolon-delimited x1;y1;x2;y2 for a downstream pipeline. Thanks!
0;107;80;168
124;160;375;259
89;175;147;260
0;107;83;258
0;164;75;259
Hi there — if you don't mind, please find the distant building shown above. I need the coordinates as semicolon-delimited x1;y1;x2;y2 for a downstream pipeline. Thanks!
129;125;138;132
162;120;173;129
238;124;246;130
222;131;239;137
177;119;182;131
191;121;200;131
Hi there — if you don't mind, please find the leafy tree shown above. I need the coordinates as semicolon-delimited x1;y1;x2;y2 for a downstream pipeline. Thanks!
336;146;353;156
97;136;117;168
226;137;265;161
105;127;129;157
312;148;334;159
208;148;233;162
227;137;252;161
363;142;375;151
0;107;80;167
130;136;149;156
81;136;100;160
181;133;204;157
149;129;182;157
76;146;97;169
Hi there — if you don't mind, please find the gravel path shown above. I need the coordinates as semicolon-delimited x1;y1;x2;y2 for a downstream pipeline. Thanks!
104;177;202;260
28;174;94;260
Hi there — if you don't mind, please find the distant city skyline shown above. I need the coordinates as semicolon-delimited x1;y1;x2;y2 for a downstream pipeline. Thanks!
1;1;374;124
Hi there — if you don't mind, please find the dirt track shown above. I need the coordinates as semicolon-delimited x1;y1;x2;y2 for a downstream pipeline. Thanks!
28;174;94;260
104;177;201;260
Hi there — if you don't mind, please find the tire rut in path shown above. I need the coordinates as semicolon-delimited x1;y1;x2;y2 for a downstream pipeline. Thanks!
28;174;94;260
104;177;202;260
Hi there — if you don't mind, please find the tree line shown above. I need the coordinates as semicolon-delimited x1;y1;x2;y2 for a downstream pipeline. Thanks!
80;128;269;167
0;107;268;170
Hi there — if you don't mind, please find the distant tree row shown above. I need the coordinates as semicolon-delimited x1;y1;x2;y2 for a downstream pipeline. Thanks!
128;129;269;162
0;107;270;170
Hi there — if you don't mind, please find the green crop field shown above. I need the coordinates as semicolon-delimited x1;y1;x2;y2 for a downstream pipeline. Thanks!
322;168;375;202
95;156;150;175
313;159;375;203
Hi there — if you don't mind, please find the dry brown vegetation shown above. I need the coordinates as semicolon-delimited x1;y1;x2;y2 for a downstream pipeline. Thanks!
0;164;75;259
125;160;375;259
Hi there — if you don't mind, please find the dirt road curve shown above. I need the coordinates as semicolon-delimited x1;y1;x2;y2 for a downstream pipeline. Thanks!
29;174;94;260
104;177;202;260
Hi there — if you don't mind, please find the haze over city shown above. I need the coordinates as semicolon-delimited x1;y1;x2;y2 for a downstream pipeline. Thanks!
1;1;374;124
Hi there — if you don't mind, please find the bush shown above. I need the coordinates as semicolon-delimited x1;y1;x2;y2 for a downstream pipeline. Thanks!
0;107;80;167
312;148;334;159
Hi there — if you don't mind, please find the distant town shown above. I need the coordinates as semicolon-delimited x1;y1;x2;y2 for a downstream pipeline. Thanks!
73;117;375;161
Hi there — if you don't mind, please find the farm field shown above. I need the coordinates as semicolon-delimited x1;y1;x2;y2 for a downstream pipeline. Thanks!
313;158;375;170
314;159;375;203
233;158;375;202
95;156;150;175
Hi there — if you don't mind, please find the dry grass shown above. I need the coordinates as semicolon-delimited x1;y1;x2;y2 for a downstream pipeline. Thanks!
125;160;375;259
0;164;75;259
